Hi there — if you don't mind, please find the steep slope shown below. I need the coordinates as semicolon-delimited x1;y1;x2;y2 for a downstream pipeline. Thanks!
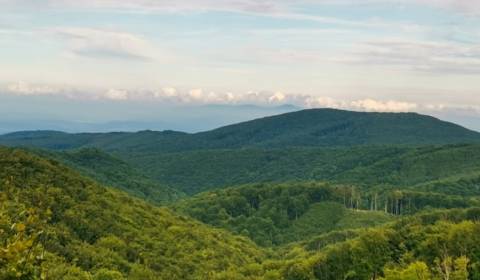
36;148;183;204
0;147;265;279
1;109;479;154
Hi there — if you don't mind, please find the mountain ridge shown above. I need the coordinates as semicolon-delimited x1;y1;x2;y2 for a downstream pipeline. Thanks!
1;109;480;153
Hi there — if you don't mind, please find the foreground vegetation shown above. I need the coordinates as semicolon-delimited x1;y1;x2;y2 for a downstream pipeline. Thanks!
2;147;480;279
0;147;264;279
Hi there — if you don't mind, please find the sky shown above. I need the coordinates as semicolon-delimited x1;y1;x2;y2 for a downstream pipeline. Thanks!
1;0;480;132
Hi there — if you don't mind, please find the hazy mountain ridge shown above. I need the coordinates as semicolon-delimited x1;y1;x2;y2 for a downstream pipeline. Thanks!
2;109;479;154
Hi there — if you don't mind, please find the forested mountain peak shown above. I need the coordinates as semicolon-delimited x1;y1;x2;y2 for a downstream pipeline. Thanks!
195;108;480;148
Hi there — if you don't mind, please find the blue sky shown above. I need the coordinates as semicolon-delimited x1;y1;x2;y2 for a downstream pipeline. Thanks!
1;0;480;131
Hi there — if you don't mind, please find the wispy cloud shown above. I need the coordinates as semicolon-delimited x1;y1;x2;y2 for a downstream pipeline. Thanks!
6;81;59;96
3;0;479;17
345;39;480;74
54;27;156;61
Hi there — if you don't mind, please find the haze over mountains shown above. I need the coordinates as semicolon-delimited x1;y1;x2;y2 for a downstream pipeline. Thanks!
2;109;479;151
0;100;299;134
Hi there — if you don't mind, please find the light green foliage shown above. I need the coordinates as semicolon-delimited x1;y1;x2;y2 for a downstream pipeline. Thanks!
0;147;265;279
310;210;480;280
382;262;431;280
175;182;478;246
175;183;397;246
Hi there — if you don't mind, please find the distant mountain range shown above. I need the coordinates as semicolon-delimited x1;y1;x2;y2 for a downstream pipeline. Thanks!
0;103;300;134
2;109;479;153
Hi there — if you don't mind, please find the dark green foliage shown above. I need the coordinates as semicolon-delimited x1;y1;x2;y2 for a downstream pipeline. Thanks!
123;144;480;195
190;109;480;149
2;110;480;196
36;148;183;204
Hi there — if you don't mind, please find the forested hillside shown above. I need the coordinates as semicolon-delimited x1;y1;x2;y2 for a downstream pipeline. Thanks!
0;147;266;279
121;144;480;195
34;148;183;204
278;208;480;280
3;146;480;279
175;182;478;246
174;182;394;246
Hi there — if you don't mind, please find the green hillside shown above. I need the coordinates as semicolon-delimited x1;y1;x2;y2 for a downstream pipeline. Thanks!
0;147;266;279
174;182;477;246
121;144;480;195
1;109;479;155
35;148;183;204
277;208;480;280
190;109;480;149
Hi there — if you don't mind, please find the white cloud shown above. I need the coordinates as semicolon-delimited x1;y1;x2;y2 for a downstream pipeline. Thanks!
6;81;61;96
189;88;204;100
54;27;157;61
2;82;423;113
161;87;177;97
104;88;129;100
350;99;418;112
269;92;286;103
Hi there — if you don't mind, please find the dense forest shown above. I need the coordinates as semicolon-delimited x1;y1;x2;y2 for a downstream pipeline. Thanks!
3;147;480;279
121;144;480;195
0;148;265;279
175;182;478;246
2;109;480;279
34;148;183;204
